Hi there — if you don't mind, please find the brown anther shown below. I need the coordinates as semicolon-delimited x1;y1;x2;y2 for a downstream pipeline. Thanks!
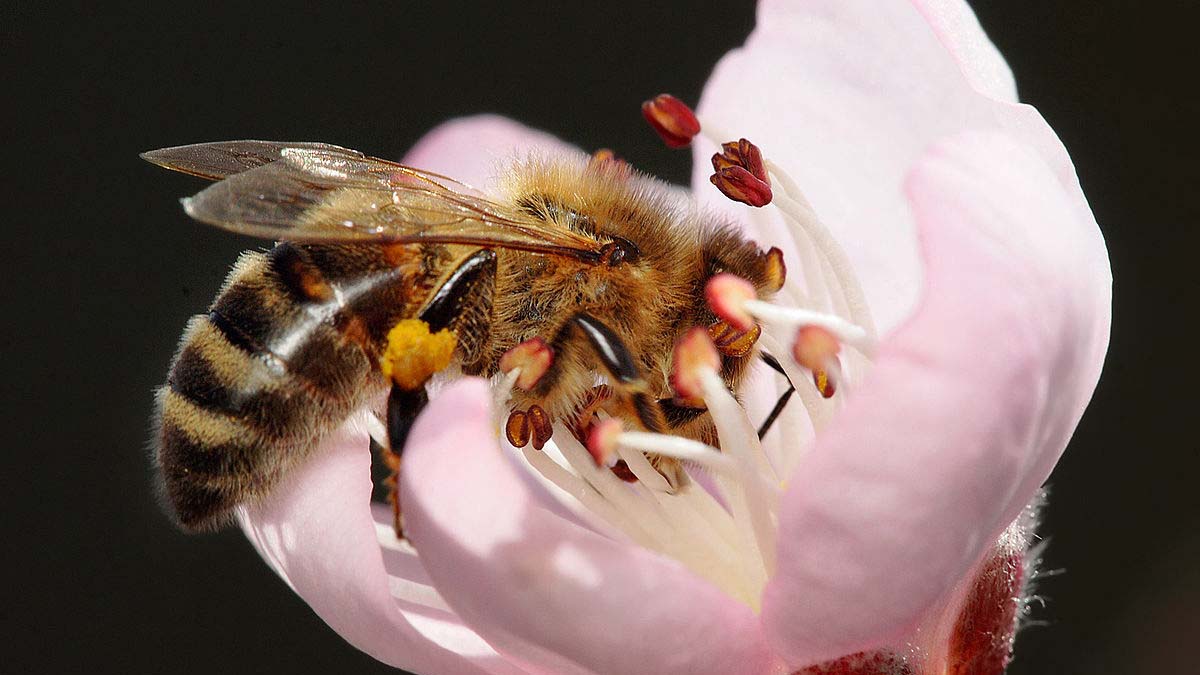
499;337;554;390
708;320;762;358
610;460;638;483
711;138;768;183
671;327;721;399
527;404;553;450
505;410;530;448
705;273;757;331
762;246;786;292
641;93;701;149
710;165;773;207
587;418;622;467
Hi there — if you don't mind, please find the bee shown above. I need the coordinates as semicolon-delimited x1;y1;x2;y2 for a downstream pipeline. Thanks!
144;140;786;535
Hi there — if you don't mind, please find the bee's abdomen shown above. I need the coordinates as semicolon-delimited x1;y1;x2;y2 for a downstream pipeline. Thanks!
155;243;426;530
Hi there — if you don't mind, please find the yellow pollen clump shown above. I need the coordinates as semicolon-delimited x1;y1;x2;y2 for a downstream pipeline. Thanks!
379;319;457;390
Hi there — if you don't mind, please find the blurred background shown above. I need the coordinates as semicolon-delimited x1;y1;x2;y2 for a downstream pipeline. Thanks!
5;1;1195;673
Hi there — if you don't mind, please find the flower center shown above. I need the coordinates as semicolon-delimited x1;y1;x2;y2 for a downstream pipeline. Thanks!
491;143;879;609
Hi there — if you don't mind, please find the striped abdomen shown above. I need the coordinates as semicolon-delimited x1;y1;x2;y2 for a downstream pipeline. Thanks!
155;241;439;529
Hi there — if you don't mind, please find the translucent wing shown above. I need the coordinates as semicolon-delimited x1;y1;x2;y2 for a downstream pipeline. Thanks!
142;142;603;260
140;140;371;181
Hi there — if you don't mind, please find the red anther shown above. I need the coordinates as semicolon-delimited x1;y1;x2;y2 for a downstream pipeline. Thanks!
710;165;773;207
587;418;622;467
762;246;786;292
505;410;530;448
711;138;768;183
670;327;721;399
705;273;757;332
527;404;553;450
641;94;700;148
500;337;554;391
792;325;841;372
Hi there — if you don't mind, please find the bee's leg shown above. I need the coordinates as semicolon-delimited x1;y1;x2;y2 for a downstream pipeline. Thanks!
547;312;687;488
562;313;669;433
755;352;796;439
375;249;497;538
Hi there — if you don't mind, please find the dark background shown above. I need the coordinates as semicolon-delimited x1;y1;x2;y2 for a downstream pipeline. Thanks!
5;1;1196;673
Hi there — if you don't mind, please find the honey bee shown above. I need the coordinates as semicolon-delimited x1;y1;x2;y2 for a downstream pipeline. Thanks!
145;140;786;534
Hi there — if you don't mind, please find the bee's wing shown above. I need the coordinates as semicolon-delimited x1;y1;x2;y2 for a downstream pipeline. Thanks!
141;141;372;181
148;143;604;260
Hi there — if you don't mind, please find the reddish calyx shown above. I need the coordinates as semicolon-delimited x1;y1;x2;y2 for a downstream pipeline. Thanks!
641;93;701;148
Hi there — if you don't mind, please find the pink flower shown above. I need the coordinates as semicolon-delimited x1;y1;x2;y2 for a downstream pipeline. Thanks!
237;1;1111;673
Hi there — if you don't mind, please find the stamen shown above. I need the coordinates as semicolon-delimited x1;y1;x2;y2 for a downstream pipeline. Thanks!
762;246;787;293
527;404;553;450
499;337;554;390
670;327;721;399
587;418;622;467
705;273;757;331
517;444;658;549
494;367;521;411
699;369;779;580
743;299;873;354
641;94;701;148
712;139;769;184
812;366;838;399
505;410;530;448
709;137;772;207
765;158;878;340
710;166;772;207
616;431;737;476
792;324;840;370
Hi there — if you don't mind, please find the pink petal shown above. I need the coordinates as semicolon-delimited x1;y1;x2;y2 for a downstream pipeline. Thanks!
402;114;581;188
238;420;524;675
401;379;783;675
907;0;1018;102
691;0;1096;333
760;131;1110;667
